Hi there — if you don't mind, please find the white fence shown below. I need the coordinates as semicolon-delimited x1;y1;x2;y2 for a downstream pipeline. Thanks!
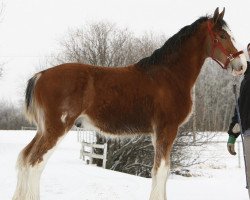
77;128;107;168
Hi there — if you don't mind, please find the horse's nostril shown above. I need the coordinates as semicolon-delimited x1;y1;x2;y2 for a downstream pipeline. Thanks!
236;65;243;71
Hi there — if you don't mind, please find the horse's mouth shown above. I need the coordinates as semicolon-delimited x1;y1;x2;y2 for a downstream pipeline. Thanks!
232;66;244;76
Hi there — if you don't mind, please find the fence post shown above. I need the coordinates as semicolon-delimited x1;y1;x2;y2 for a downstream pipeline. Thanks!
102;143;107;169
78;129;107;168
89;145;93;164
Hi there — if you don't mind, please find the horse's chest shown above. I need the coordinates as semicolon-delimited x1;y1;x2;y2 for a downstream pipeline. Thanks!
157;91;192;123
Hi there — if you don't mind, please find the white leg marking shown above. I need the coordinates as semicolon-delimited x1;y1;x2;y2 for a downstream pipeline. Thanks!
13;137;63;200
61;112;68;123
149;159;169;200
13;152;27;200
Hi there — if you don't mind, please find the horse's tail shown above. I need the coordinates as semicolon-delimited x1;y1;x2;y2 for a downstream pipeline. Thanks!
25;73;42;125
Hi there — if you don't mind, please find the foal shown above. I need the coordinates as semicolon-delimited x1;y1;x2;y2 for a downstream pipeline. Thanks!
13;8;247;200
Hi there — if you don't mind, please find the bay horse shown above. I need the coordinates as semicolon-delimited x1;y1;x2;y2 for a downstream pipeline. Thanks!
13;8;247;200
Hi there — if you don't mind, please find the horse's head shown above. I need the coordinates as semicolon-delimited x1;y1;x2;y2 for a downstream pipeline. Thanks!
207;7;247;76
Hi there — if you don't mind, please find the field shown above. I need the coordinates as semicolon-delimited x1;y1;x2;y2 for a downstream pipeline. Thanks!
0;130;248;200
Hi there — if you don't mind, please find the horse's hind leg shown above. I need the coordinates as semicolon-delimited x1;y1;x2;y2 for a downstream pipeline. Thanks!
13;118;71;200
12;132;42;200
149;125;178;200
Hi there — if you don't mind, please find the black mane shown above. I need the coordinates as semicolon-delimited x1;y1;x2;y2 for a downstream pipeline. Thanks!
136;16;227;69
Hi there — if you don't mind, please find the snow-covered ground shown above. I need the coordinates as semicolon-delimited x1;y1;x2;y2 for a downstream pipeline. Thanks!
0;130;249;200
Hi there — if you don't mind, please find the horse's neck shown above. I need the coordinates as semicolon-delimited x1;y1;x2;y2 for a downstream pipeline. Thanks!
169;36;207;90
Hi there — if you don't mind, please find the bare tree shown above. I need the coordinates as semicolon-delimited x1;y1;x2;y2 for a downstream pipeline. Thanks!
188;59;239;132
0;101;30;130
56;22;133;66
55;22;166;67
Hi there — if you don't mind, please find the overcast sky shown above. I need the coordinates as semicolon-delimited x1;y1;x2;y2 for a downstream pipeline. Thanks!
0;0;250;103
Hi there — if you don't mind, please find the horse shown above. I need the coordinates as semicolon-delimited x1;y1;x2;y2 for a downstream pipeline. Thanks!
13;8;247;200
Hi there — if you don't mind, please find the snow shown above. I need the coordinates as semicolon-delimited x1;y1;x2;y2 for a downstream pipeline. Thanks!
0;130;249;200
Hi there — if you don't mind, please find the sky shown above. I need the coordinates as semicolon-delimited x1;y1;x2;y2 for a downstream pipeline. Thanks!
0;0;250;103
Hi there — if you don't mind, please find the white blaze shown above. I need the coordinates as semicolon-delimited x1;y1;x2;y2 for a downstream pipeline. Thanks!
223;25;247;75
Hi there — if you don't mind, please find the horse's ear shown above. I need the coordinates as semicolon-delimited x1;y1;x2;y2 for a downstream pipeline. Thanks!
213;7;220;24
218;7;225;21
213;7;225;24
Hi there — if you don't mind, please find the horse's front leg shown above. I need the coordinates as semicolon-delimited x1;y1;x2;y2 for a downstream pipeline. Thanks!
149;125;178;200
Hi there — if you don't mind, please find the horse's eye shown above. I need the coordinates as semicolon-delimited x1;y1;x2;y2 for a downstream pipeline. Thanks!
220;34;227;39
